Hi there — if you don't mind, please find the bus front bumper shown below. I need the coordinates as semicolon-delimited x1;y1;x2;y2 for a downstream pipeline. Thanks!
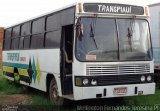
73;83;155;100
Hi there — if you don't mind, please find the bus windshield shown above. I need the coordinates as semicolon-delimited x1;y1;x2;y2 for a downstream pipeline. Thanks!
76;17;152;61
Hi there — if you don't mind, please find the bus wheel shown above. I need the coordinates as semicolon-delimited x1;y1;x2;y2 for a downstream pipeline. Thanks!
49;78;64;105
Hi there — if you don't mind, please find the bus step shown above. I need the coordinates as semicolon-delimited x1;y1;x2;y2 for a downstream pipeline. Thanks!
63;94;74;100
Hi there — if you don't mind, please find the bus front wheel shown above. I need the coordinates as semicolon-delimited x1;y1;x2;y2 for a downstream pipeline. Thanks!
49;78;64;105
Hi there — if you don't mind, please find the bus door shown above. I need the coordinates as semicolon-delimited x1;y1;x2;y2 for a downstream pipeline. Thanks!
60;25;73;95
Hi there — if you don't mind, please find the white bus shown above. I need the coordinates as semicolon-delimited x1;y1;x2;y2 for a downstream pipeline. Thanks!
2;2;155;105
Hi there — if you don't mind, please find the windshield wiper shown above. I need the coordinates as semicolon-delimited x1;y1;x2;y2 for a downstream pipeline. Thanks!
90;23;98;49
127;27;133;51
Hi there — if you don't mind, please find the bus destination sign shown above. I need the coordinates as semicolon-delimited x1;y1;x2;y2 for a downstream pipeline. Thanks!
83;3;144;15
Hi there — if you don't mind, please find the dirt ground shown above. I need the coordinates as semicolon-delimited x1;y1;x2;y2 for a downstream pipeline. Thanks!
0;93;31;106
0;77;34;107
0;75;32;106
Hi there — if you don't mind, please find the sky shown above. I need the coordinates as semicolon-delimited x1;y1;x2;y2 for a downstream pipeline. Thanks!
0;0;159;27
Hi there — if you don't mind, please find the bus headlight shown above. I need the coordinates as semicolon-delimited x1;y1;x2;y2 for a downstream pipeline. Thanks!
75;78;82;86
147;75;152;82
91;79;97;85
141;76;146;82
83;79;89;85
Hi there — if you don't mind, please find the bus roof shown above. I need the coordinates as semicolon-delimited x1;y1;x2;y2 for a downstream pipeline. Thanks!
78;1;146;7
5;1;146;29
5;3;76;29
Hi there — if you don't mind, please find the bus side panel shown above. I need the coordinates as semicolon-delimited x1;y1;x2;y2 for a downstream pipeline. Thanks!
2;49;60;92
2;6;75;94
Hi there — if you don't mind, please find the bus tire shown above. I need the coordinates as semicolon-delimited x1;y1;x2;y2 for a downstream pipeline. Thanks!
49;78;64;105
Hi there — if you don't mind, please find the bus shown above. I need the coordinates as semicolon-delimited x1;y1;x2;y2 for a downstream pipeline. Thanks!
2;2;155;105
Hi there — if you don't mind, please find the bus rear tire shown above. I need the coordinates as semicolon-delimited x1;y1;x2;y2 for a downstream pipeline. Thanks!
49;78;64;105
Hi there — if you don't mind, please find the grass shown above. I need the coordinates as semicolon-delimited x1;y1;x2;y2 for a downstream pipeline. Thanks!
0;69;24;94
0;70;25;94
109;92;160;111
29;94;52;105
26;94;55;111
0;78;159;111
125;90;160;106
0;70;53;107
0;78;24;94
1;69;160;111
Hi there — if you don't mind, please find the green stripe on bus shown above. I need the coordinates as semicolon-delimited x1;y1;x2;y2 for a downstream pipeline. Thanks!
2;62;29;69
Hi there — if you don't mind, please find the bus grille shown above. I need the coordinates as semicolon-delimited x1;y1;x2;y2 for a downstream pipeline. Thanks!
86;63;150;75
96;74;153;86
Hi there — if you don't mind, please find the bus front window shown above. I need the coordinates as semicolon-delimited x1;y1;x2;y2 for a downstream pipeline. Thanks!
76;17;152;62
76;18;118;61
117;19;152;61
